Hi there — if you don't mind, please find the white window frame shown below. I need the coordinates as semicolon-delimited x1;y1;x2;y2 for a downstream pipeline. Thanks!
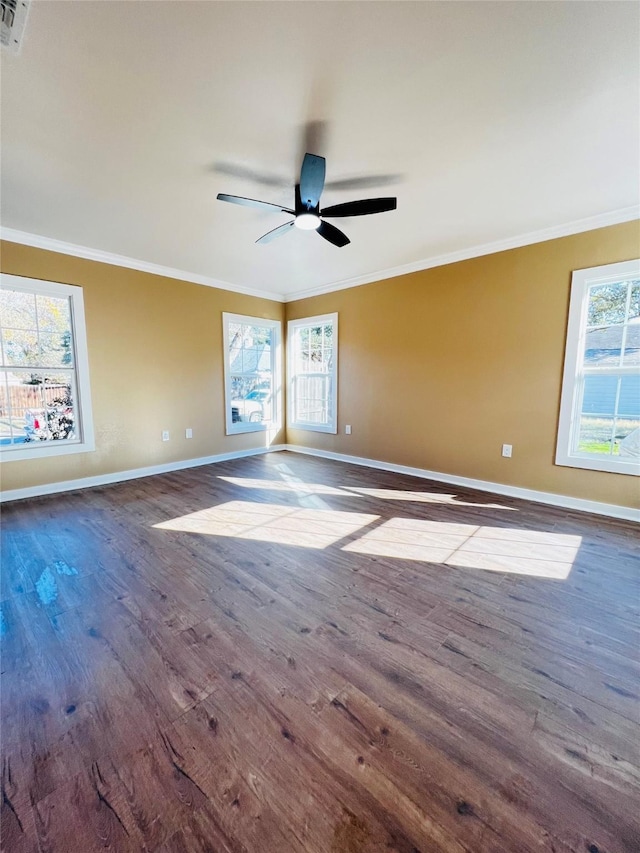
287;312;338;434
556;259;640;476
0;274;95;462
222;313;281;436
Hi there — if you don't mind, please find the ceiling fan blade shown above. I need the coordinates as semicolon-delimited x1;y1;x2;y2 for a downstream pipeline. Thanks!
255;221;295;245
321;197;397;217
217;193;294;214
317;220;350;248
325;174;401;191
299;153;326;210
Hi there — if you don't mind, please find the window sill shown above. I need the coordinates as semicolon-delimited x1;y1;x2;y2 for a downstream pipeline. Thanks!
555;452;639;476
1;437;95;463
225;421;280;436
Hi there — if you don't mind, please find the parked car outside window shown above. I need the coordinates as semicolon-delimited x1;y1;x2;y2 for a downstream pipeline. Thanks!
231;389;271;423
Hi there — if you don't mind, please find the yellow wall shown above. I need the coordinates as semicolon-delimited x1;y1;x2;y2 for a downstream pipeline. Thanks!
287;221;640;510
3;222;639;509
0;241;285;492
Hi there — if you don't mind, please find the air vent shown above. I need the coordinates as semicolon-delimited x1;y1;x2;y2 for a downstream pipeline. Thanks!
1;0;30;54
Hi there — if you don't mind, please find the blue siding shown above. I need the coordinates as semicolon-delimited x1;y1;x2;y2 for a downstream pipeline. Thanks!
582;375;640;417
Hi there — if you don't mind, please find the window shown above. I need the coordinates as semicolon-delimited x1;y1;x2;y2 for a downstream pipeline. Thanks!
222;313;281;435
288;313;338;434
556;259;640;476
0;274;94;461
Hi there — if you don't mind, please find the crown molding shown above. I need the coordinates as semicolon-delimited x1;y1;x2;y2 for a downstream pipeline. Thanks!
2;205;638;305
284;205;640;302
0;227;285;303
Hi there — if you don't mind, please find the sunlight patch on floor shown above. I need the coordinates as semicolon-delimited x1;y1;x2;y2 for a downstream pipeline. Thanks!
343;519;581;579
154;501;378;549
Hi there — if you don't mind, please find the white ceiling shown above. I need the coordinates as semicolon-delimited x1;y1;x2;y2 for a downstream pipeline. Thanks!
1;1;638;300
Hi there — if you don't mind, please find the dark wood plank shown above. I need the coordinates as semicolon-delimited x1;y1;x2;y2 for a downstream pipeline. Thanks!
1;451;639;852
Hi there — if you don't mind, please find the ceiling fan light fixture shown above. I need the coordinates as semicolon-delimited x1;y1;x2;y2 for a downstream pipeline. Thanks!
295;213;321;231
218;153;396;247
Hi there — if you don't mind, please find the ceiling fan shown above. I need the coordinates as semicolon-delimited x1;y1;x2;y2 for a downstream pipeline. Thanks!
217;153;397;247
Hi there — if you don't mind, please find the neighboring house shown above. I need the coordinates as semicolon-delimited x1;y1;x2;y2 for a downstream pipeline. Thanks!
228;343;272;395
582;323;640;418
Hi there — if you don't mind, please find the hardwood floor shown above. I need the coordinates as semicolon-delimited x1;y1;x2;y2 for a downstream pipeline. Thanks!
1;451;638;852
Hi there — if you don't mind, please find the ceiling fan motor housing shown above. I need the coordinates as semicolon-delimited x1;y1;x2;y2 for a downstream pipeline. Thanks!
217;152;397;247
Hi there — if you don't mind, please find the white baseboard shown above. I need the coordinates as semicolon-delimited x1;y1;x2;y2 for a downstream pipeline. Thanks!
283;445;640;523
2;442;638;522
0;445;286;503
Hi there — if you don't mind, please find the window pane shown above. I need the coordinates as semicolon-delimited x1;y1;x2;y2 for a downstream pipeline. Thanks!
576;415;614;455
1;370;75;444
2;329;39;366
36;294;71;333
628;282;640;321
0;418;13;444
230;374;244;396
581;375;617;415
261;397;273;422
618;423;640;458
295;375;330;422
250;325;271;347
39;332;74;368
308;349;324;371
624;323;640;366
587;282;628;326
583;325;623;366
228;347;242;374
0;375;21;446
578;375;640;456
613;418;640;456
298;399;325;423
0;411;30;446
32;385;76;442
618;374;640;418
0;290;37;331
4;371;46;418
230;386;272;422
241;348;260;374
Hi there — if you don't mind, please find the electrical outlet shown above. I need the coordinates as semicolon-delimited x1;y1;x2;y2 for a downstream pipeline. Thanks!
345;424;352;435
502;444;512;458
162;430;170;442
185;428;193;439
